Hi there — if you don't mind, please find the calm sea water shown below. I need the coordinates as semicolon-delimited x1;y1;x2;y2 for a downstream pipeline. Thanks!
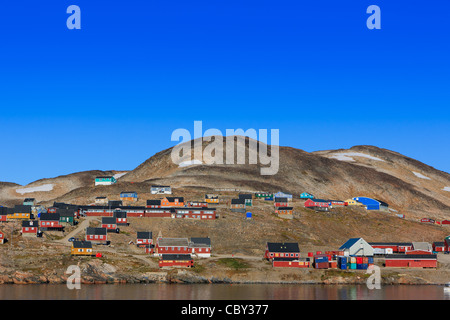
0;284;448;300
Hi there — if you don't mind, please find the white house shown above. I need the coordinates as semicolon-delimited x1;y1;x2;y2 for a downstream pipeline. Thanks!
339;238;374;256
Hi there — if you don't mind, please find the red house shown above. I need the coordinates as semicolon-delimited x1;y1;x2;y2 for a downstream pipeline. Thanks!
146;200;161;208
113;210;128;225
189;237;211;258
159;254;194;268
0;207;8;222
0;231;4;244
274;197;288;207
176;208;217;220
433;242;446;252
272;258;310;268
441;220;450;225
136;231;153;247
385;254;437;268
156;237;190;256
39;213;63;231
21;220;39;236
101;217;118;232
421;218;436;224
304;199;330;209
85;227;108;244
265;242;300;260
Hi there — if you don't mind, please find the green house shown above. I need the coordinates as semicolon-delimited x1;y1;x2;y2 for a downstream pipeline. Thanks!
58;209;75;226
95;176;117;186
255;192;273;199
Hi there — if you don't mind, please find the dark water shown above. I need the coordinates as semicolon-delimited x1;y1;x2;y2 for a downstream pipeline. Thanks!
0;284;449;300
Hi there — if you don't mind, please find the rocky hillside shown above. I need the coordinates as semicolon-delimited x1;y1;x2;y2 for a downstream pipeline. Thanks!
1;136;449;220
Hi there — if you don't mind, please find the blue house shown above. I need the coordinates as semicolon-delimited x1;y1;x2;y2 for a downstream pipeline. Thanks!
352;197;389;211
300;192;314;199
274;192;292;200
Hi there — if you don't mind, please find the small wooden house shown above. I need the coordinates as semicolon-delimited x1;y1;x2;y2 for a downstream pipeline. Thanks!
265;242;300;261
156;237;190;256
275;206;293;219
238;194;253;206
101;217;118;232
151;185;172;195
161;197;184;207
205;194;219;204
230;199;246;212
300;192;314;199
23;198;36;206
120;191;138;202
433;242;446;252
71;241;93;256
189;237;211;258
304;198;330;209
85;227;108;244
159;254;193;268
39;213;63;231
58;209;76;226
146;200;161;208
21;220;39;237
9;205;32;220
0;207;8;222
113;210;128;225
255;192;273;199
274;197;288;207
94;176;117;186
136;231;153;247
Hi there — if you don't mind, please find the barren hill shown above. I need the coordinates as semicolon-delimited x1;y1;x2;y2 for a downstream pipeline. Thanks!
1;137;449;221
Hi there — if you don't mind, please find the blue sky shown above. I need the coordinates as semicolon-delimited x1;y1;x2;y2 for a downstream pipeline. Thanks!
0;1;449;185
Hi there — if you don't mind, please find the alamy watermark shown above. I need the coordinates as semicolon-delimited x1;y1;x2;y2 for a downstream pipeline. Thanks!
66;265;81;290
171;121;279;175
366;265;381;290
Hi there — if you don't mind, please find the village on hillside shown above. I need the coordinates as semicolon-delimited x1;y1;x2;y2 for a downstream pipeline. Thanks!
1;174;449;277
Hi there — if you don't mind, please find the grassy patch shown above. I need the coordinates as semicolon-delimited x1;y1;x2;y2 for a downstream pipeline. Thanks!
216;258;250;270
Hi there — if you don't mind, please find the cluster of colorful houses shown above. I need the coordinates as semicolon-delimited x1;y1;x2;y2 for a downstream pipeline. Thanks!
72;229;211;268
264;237;448;270
1;183;449;271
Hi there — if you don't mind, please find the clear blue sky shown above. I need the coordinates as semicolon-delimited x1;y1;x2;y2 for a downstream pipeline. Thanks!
0;1;449;185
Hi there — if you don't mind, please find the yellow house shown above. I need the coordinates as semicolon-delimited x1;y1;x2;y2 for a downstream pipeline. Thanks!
71;241;93;256
345;199;363;206
205;194;219;204
8;205;32;220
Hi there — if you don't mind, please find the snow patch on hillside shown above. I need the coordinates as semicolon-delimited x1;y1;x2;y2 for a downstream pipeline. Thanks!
179;159;203;167
16;184;54;194
443;187;450;192
412;171;431;180
329;152;384;162
113;172;127;180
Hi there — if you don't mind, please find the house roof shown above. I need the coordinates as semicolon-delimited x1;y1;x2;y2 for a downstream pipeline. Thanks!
40;213;60;221
274;197;288;202
161;254;192;261
386;254;437;260
151;185;170;188
165;197;184;202
137;231;152;239
310;199;330;203
369;242;413;246
58;209;76;217
147;200;161;205
73;241;92;249
24;198;35;202
14;205;32;213
190;237;211;247
120;191;137;195
433;242;445;246
231;199;246;205
339;238;365;250
22;220;39;227
113;210;127;218
238;194;252;200
157;238;189;247
96;197;107;199
86;227;107;235
101;217;116;224
278;207;293;210
412;242;432;251
267;242;300;253
96;176;114;179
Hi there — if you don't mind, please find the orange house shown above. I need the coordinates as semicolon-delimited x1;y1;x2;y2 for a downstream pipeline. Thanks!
161;197;184;207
